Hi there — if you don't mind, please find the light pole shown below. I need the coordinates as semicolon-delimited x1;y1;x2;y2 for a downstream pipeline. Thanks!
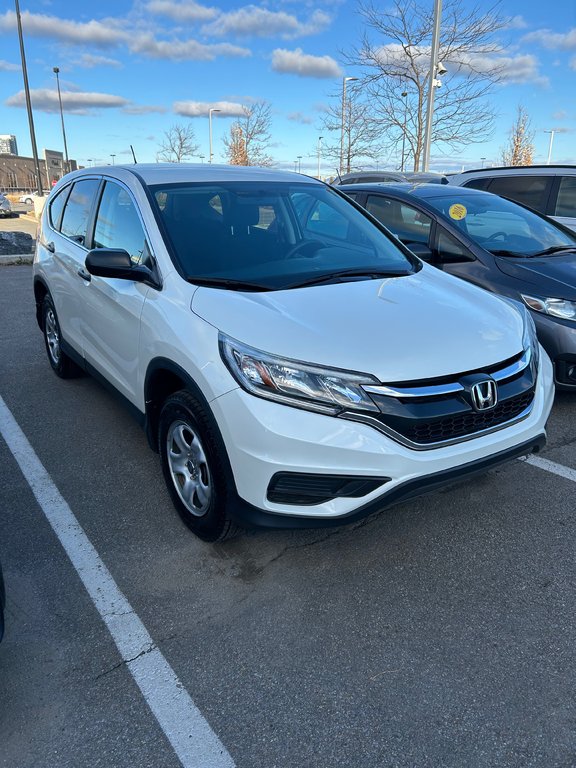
340;76;358;175
421;0;443;172
53;67;69;173
110;154;116;165
400;91;408;172
297;155;302;174
544;130;555;165
480;157;486;168
15;0;43;195
199;154;205;163
209;108;221;164
317;136;323;179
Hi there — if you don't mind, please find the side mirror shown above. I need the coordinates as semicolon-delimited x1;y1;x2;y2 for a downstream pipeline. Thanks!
85;248;150;282
405;242;433;261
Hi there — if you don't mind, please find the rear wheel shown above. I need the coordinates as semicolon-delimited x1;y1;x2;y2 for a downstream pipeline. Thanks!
42;295;81;378
159;390;239;542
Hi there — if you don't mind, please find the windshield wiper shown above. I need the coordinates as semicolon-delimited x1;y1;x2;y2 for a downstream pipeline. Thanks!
489;249;524;258
529;245;576;257
285;268;412;289
186;276;272;291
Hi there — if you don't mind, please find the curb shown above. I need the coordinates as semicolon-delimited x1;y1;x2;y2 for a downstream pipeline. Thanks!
0;253;34;265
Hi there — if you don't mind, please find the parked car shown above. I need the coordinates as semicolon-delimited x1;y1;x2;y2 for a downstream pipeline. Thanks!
334;170;406;185
0;192;14;217
342;182;576;388
19;192;39;205
404;172;449;184
448;165;576;233
33;165;553;540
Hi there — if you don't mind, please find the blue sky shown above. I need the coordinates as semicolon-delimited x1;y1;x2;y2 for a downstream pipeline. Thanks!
1;0;575;174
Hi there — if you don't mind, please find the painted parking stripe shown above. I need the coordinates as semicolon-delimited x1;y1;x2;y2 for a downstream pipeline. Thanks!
521;455;576;483
0;396;235;768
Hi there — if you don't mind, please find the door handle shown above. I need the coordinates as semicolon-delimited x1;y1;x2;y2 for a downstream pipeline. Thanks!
77;267;92;282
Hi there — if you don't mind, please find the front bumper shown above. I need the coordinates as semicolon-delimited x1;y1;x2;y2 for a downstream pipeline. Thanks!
210;348;554;525
532;312;576;389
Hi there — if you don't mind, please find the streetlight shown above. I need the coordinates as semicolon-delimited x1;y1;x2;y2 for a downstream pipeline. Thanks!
422;0;443;172
15;0;43;195
544;130;555;165
209;108;221;164
53;67;69;174
294;159;298;172
110;154;116;165
340;76;358;175
400;92;408;172
297;155;302;174
199;154;205;163
317;136;323;179
480;157;486;168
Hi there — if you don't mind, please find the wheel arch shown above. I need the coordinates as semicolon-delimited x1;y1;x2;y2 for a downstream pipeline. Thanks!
33;277;50;330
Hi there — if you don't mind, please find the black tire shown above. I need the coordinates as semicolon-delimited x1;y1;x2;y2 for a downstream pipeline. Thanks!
42;295;81;378
158;390;240;542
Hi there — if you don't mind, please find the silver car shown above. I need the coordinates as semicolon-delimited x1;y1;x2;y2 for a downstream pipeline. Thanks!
0;193;13;217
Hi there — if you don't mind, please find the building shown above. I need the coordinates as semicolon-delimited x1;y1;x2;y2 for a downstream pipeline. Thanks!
0;135;18;155
0;151;77;193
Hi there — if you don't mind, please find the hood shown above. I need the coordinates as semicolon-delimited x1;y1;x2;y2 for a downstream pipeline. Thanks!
192;265;525;382
496;253;576;300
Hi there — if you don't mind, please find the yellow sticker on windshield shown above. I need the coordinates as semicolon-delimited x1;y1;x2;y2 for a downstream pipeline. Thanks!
449;203;467;220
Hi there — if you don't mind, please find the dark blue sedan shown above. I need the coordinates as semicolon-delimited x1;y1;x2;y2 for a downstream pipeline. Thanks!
342;183;576;389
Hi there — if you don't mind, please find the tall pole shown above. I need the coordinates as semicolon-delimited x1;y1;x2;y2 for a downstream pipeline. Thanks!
545;130;555;165
297;156;302;173
340;77;358;176
400;91;408;172
209;108;221;164
15;0;43;195
317;136;323;179
422;0;442;172
53;67;69;173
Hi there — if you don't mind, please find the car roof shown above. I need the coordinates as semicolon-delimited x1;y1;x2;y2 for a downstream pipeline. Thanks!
339;181;491;201
454;165;576;176
60;163;321;186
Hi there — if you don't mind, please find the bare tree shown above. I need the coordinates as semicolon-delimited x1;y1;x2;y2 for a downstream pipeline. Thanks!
321;93;384;174
157;124;199;163
501;106;534;166
223;101;273;166
344;0;507;170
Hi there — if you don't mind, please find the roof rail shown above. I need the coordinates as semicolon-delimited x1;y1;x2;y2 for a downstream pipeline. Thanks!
459;164;576;174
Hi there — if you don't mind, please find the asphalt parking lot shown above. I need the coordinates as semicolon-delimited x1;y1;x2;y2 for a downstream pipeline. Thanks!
1;264;576;768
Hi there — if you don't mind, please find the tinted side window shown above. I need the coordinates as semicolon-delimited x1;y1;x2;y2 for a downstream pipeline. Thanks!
93;182;149;265
366;196;432;244
463;178;491;191
48;186;70;230
488;176;550;213
555;177;576;218
437;229;473;261
60;179;100;244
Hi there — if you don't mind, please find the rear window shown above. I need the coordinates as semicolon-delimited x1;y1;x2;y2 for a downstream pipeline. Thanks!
60;179;100;245
486;176;550;213
555;177;576;218
463;178;492;191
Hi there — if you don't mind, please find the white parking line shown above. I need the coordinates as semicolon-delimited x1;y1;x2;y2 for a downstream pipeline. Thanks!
521;455;576;483
0;396;235;768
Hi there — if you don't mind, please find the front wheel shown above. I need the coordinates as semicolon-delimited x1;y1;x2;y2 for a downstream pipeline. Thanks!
158;390;239;541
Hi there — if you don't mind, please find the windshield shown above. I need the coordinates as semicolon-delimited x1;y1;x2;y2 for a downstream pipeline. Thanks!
150;181;418;290
424;192;576;257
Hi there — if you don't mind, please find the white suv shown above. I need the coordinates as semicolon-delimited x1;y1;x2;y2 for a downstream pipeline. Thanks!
33;165;554;540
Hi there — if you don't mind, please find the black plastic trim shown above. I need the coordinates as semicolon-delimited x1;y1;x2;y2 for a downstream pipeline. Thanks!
230;434;546;530
267;473;390;505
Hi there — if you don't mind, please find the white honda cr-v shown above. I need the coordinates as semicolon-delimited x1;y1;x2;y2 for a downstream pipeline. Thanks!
33;165;554;540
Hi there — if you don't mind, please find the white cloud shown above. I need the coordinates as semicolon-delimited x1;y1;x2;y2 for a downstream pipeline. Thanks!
75;54;123;69
145;0;218;23
173;100;247;117
553;110;568;120
0;11;127;47
130;34;251;60
6;89;129;115
505;15;528;30
523;28;576;50
202;6;331;39
272;48;341;78
0;59;20;71
287;112;313;124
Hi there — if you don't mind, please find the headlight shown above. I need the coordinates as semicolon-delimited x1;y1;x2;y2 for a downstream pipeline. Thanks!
521;294;576;321
520;302;539;375
219;334;380;415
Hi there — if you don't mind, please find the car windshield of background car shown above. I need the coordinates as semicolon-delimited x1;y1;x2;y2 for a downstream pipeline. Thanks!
150;182;419;290
424;193;576;257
